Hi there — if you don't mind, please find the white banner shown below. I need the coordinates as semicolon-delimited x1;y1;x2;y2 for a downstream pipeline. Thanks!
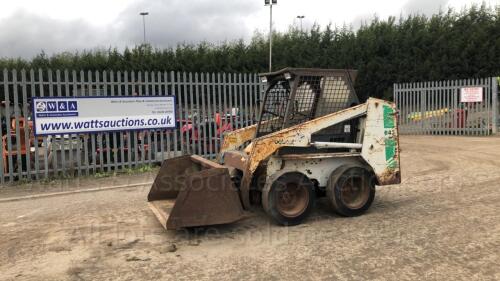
32;96;176;135
460;87;483;103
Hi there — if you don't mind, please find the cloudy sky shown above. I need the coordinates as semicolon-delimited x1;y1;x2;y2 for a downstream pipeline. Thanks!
0;0;497;58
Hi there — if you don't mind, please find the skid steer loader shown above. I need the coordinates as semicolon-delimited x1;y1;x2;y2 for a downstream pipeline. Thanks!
148;68;401;229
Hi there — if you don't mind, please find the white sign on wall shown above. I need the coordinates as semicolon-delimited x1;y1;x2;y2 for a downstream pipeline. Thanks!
460;87;483;103
32;96;176;136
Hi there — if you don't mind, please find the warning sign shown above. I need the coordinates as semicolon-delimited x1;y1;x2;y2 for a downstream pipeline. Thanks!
460;87;483;103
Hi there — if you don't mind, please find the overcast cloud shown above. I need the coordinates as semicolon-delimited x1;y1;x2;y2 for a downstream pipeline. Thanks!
0;0;495;58
0;10;116;58
117;0;260;46
404;0;450;16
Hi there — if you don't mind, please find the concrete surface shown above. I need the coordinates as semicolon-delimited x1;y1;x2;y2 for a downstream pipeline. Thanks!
0;136;499;281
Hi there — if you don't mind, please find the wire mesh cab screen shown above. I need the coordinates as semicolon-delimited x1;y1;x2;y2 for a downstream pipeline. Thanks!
257;80;291;135
256;69;359;137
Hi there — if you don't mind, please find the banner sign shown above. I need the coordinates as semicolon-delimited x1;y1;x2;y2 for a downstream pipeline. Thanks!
460;87;483;103
32;96;176;136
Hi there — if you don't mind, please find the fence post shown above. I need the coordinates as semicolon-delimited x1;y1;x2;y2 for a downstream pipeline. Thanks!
492;77;498;134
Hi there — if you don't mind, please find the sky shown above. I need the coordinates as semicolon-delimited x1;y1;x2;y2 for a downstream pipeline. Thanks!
0;0;497;58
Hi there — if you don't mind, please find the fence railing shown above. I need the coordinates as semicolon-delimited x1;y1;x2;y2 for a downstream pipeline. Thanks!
394;77;498;136
0;69;264;183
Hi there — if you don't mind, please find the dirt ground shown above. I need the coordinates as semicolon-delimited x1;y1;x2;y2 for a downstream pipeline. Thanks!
0;136;499;281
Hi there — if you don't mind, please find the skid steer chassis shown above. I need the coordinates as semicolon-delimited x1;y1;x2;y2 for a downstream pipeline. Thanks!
147;68;400;230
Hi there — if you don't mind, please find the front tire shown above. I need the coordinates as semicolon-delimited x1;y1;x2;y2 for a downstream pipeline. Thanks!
327;166;376;217
263;172;315;226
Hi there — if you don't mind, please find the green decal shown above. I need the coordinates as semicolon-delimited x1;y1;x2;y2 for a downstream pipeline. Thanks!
383;104;398;169
383;105;395;129
385;138;396;164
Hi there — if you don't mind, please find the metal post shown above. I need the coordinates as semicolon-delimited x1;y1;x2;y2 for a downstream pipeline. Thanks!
492;77;498;134
297;15;305;32
140;12;149;44
269;4;273;72
142;16;146;43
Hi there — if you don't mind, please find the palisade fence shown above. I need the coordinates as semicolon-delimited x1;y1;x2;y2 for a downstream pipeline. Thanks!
394;77;498;136
0;69;264;183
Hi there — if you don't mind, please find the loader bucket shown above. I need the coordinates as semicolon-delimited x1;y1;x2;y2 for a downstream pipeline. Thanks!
147;155;245;230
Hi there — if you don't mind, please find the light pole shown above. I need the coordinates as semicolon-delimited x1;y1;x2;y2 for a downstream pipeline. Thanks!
264;0;277;72
297;15;305;32
139;12;149;44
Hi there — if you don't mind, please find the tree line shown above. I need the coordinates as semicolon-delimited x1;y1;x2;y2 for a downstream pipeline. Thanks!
1;4;499;100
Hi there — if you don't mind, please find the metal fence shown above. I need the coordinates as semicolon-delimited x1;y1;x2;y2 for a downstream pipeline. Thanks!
0;69;263;183
394;77;498;135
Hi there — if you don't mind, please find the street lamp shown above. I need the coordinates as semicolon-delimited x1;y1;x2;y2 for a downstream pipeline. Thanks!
139;12;149;44
264;0;277;72
297;15;305;32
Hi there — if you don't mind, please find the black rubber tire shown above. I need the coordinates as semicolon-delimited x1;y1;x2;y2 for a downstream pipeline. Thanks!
327;165;376;217
263;172;315;226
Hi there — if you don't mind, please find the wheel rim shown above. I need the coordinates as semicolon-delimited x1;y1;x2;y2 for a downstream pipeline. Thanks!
339;175;370;209
276;182;309;218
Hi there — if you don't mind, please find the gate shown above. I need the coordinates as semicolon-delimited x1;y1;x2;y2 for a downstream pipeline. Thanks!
394;78;498;135
0;69;263;183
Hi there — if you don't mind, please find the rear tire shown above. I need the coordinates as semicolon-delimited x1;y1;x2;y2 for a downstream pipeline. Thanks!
263;172;315;226
327;166;375;217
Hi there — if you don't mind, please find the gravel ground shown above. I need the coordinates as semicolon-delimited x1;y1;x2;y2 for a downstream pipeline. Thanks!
0;135;499;281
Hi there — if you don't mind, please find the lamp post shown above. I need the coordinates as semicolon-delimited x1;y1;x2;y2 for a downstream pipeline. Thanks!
297;15;305;32
264;0;277;72
139;12;149;44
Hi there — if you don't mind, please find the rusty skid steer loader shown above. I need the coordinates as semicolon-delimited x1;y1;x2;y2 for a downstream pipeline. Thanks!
148;68;401;229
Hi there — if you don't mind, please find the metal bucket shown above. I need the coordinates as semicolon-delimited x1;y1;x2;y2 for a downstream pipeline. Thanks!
147;155;245;230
